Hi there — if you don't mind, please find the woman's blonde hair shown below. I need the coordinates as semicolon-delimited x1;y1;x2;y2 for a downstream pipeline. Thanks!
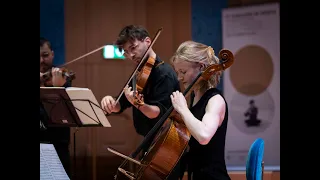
170;40;222;91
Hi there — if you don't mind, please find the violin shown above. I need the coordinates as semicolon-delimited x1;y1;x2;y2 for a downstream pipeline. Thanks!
108;49;235;180
113;27;163;107
131;56;156;106
40;67;76;86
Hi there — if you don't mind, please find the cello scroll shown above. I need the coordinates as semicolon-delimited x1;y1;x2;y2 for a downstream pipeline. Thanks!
201;49;234;81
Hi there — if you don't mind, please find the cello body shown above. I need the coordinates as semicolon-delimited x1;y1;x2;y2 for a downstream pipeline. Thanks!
116;114;189;180
139;115;189;180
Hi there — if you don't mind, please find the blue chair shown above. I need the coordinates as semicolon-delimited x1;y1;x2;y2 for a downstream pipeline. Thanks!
246;138;265;180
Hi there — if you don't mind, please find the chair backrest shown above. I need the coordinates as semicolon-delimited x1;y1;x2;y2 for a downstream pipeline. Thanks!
246;138;265;180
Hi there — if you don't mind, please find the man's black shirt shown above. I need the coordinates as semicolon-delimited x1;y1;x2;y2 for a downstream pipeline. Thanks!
117;56;180;137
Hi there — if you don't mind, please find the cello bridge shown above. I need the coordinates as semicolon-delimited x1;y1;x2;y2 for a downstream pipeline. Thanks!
118;167;136;180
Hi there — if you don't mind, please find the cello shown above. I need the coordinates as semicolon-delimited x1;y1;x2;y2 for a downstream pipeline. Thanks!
107;49;235;180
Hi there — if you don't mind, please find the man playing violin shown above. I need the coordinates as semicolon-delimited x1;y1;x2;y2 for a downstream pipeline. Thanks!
40;37;72;177
40;38;69;87
101;25;183;179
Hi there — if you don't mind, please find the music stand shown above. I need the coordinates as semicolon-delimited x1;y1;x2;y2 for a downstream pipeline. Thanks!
40;86;111;127
40;86;112;179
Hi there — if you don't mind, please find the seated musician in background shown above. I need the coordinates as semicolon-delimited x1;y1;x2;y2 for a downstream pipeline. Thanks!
170;41;231;180
40;37;72;177
101;25;183;179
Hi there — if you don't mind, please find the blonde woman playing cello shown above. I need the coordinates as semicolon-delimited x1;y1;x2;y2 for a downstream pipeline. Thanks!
170;41;231;180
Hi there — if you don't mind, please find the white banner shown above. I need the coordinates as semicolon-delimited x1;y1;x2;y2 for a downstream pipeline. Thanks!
222;3;280;167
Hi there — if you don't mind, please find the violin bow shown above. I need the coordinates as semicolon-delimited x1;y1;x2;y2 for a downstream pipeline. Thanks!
59;45;106;67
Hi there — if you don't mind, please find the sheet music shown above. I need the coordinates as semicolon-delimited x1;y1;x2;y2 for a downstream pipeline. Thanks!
65;87;111;127
40;143;70;180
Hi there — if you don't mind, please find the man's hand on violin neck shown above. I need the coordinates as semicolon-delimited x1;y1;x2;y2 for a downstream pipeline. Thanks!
123;85;139;105
101;96;120;114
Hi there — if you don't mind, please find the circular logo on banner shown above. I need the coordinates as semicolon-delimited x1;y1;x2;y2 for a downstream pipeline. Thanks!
230;45;274;96
229;44;275;134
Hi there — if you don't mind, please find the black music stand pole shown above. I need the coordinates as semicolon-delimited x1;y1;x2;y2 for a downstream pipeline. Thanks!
73;127;79;180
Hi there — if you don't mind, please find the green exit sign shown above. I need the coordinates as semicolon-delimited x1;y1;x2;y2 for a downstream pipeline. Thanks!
103;45;125;59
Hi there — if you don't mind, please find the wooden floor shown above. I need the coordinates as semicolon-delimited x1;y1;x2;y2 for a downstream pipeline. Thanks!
71;155;280;180
182;171;280;180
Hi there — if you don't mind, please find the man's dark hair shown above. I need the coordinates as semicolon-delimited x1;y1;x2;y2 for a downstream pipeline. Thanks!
40;37;52;50
115;25;149;50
